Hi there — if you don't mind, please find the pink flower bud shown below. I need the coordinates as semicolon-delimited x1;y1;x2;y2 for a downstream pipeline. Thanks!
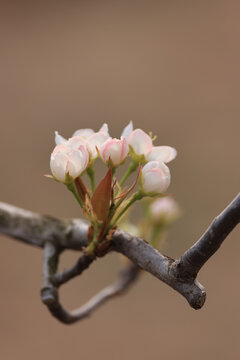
149;197;180;222
50;144;89;183
128;129;152;157
100;136;129;166
141;161;170;194
146;146;177;164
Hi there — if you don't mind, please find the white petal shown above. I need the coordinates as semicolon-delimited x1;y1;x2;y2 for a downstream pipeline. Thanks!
50;152;69;182
129;129;152;156
72;128;94;139
142;160;159;174
55;131;67;145
87;132;109;159
67;136;86;150
99;123;109;136
52;144;72;155
67;151;86;178
142;161;170;193
147;146;177;163
121;121;133;141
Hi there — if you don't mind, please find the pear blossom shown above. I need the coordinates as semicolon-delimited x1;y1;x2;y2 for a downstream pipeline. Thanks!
122;122;152;159
149;197;180;223
100;136;129;167
146;146;177;164
50;144;89;183
141;161;170;194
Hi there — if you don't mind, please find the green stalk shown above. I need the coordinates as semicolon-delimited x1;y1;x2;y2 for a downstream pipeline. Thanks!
119;160;138;187
66;183;83;208
149;223;165;248
86;231;99;256
109;191;144;229
87;166;95;193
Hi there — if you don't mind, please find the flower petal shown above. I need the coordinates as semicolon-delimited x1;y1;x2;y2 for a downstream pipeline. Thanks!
99;123;109;136
67;136;86;150
146;146;177;163
87;132;109;159
55;131;67;145
129;129;152;156
142;161;170;193
121;121;133;141
50;152;69;182
72;128;95;139
100;136;129;166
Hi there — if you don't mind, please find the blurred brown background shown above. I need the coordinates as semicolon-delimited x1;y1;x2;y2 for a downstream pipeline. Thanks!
0;1;239;359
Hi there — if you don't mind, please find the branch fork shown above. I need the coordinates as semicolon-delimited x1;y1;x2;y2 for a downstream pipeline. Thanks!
0;193;239;324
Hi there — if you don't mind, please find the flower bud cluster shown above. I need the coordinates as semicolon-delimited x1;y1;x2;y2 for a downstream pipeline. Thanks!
49;122;178;255
50;121;177;195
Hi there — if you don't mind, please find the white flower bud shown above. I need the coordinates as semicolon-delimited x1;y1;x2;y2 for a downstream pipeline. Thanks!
141;161;170;194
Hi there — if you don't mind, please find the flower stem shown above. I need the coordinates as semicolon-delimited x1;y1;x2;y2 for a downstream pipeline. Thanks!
66;183;83;208
86;231;99;256
149;223;165;248
110;191;144;228
119;160;138;187
87;166;95;193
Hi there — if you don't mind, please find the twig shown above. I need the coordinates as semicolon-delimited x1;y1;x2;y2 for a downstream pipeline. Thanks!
53;254;94;287
41;242;139;324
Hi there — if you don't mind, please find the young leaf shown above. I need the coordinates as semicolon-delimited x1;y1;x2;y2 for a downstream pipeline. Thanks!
91;168;112;221
74;176;89;202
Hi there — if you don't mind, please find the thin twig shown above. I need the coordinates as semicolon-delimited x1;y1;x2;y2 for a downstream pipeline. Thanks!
41;242;140;324
53;254;94;287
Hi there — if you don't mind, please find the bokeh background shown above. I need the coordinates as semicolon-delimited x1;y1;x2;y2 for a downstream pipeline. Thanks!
0;1;239;359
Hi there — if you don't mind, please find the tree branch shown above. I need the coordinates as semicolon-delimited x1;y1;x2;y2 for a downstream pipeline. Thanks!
41;241;140;324
0;193;239;323
171;194;240;280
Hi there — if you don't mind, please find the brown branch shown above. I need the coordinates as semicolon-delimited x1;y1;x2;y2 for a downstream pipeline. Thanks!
0;193;239;323
171;193;240;280
0;202;88;250
52;254;94;287
41;242;140;324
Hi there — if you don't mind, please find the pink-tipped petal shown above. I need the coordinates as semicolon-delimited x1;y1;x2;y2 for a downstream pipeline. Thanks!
142;161;170;193
100;137;129;166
